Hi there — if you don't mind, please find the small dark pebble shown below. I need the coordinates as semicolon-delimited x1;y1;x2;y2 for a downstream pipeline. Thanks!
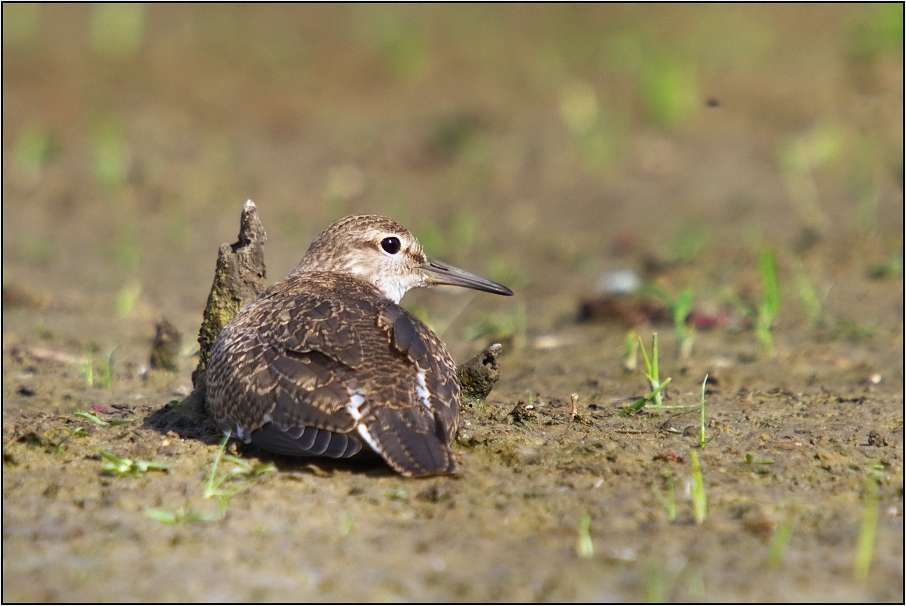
506;401;536;425
867;430;888;447
416;485;450;503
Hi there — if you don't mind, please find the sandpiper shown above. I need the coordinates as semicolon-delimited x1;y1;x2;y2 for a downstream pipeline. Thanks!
206;215;513;477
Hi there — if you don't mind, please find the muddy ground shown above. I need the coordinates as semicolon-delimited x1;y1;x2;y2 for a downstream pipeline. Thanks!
2;5;903;602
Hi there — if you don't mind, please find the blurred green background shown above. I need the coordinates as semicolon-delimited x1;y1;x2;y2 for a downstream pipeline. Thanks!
2;6;903;603
2;3;902;342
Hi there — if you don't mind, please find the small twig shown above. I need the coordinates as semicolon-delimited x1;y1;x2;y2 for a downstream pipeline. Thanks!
569;393;579;421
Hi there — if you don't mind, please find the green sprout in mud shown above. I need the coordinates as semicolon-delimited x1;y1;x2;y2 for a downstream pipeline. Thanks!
646;286;696;359
142;507;223;525
116;280;141;315
767;511;795;569
95;447;169;477
653;470;676;523
14;124;55;176
383;488;409;501
698;375;708;449
626;333;672;412
338;512;354;537
642;559;675;603
642;58;699;130
144;434;275;525
576;513;594;558
75;411;133;427
101;349;114;388
742;453;775;466
853;475;879;581
623;330;639;372
756;248;781;354
82;347;115;388
640;333;665;406
55;427;87;452
205;432;275;506
688;449;706;525
793;260;824;326
83;348;94;387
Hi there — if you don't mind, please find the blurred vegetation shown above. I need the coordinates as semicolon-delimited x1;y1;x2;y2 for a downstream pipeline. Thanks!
2;4;901;323
371;12;432;83
2;3;41;48
91;4;145;59
848;3;904;60
14;125;56;178
640;59;699;130
92;116;131;186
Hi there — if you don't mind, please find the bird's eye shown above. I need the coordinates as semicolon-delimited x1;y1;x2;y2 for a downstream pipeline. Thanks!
381;236;402;255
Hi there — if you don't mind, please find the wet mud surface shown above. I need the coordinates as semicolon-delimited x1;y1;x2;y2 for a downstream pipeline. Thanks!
3;5;903;601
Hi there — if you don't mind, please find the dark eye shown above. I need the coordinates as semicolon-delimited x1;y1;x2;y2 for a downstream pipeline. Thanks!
381;236;401;255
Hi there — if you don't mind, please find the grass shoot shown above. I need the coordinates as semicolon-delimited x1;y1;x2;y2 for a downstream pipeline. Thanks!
116;280;142;315
653;471;676;522
623;330;639;372
688;449;707;525
853;475;879;581
643;559;671;603
756;248;781;354
55;427;88;452
83;347;94;387
339;512;354;537
698;375;708;449
626;333;697;413
639;333;664;406
576;513;594;558
14;124;55;176
742;453;775;465
75;411;134;427
142;507;222;525
95;447;169;477
101;348;115;388
793;260;824;326
143;433;275;526
204;431;275;511
767;511;795;569
644;287;696;359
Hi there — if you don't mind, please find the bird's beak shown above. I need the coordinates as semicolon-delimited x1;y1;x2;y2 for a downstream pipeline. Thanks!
421;259;514;296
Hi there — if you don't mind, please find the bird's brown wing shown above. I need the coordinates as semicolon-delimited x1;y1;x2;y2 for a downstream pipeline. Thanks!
337;302;460;477
207;274;460;476
206;286;364;450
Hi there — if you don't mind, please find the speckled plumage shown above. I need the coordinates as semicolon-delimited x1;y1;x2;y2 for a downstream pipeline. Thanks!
206;215;512;477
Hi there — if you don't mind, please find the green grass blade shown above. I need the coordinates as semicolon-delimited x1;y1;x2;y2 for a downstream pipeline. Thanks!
767;511;795;569
690;449;707;524
699;375;708;449
576;513;594;558
853;476;879;580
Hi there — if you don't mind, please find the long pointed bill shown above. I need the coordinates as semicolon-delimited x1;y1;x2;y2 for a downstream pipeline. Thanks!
421;259;514;296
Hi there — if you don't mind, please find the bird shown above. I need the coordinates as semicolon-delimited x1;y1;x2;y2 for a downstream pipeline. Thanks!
206;214;514;477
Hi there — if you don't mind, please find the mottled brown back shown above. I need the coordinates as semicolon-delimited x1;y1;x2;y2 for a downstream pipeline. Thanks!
206;271;460;476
